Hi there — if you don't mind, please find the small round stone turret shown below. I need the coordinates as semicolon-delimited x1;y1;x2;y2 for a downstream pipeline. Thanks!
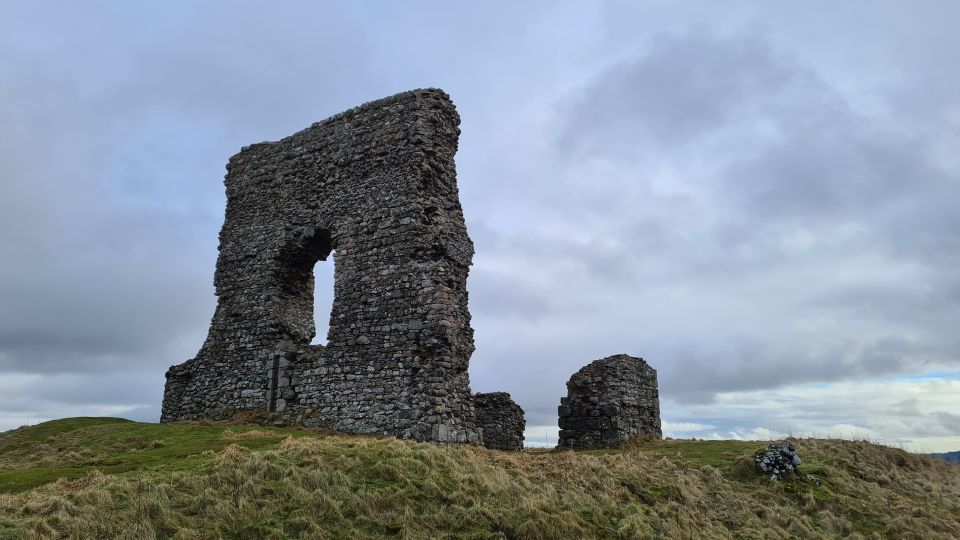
557;354;661;448
473;392;525;451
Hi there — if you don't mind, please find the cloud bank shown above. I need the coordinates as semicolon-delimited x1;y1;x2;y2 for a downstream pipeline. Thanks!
1;1;957;451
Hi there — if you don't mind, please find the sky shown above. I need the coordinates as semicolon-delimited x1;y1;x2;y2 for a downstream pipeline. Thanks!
1;1;958;451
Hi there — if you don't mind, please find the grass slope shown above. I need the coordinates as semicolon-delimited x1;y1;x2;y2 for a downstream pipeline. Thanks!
0;418;957;539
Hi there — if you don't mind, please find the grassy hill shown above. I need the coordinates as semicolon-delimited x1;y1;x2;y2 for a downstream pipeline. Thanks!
0;418;957;539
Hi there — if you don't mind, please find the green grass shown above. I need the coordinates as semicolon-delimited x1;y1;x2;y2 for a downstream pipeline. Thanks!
624;438;759;468
0;417;313;493
0;418;958;539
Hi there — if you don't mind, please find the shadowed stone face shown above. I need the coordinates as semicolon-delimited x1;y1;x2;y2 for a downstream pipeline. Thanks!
161;89;481;443
473;392;525;451
557;354;662;448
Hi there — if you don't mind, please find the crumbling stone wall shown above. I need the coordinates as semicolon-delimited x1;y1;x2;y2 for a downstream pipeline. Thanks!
161;89;487;443
473;392;525;451
557;354;661;448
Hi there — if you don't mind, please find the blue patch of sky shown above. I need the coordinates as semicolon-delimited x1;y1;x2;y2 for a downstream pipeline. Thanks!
889;371;960;382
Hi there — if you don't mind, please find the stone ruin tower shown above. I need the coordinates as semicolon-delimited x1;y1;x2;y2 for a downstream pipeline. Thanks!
162;89;496;443
557;354;662;448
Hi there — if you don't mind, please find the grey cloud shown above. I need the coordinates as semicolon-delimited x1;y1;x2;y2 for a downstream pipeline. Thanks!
0;2;381;378
534;27;960;401
652;336;915;405
1;3;958;443
0;372;160;431
469;270;561;321
490;23;960;411
933;412;960;434
559;30;800;157
891;398;922;417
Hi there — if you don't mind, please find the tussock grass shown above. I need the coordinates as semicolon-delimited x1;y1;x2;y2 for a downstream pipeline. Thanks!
0;418;958;539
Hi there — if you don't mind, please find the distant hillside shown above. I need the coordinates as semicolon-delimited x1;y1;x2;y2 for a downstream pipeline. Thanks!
1;418;959;539
930;451;960;463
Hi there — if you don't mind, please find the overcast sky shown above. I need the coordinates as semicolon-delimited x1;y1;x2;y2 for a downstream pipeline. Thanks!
1;1;958;451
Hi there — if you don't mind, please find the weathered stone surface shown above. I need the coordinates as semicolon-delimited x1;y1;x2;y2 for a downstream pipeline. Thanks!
557;354;661;448
161;89;484;443
473;392;525;451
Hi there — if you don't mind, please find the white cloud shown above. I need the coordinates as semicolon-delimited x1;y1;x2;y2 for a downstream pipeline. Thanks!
662;421;716;433
701;427;782;442
523;425;561;448
665;373;960;451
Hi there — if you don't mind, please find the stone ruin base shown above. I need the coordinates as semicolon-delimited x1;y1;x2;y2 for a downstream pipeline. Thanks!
557;354;661;448
473;392;525;451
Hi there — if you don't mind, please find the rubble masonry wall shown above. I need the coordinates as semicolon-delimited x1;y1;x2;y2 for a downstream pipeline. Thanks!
161;89;482;443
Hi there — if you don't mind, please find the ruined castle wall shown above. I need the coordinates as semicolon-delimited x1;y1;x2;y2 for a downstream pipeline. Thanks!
473;392;525;451
557;354;661;448
161;89;480;443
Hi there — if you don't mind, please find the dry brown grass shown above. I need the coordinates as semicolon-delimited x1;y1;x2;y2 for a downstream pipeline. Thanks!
221;429;278;440
0;419;958;539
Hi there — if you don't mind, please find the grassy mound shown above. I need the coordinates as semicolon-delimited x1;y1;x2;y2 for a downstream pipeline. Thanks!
0;418;958;539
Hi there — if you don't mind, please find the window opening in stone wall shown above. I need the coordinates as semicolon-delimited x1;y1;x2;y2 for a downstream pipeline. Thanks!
311;253;335;345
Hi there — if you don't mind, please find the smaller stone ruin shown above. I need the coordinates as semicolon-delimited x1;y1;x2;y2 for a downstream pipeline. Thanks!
473;392;525;451
557;354;661;448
